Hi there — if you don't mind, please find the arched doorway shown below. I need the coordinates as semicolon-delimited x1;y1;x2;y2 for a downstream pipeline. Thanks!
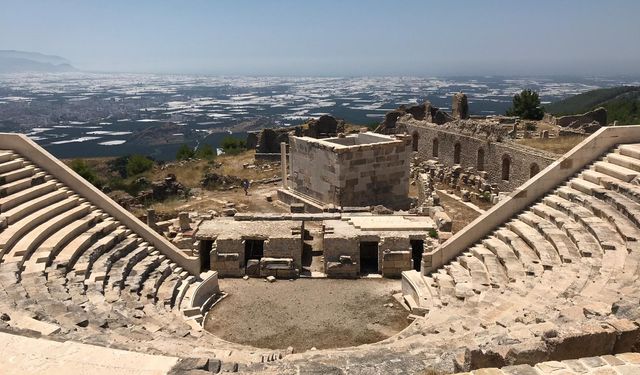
432;138;439;157
412;132;419;152
502;155;511;181
530;163;540;178
454;143;461;164
477;148;485;171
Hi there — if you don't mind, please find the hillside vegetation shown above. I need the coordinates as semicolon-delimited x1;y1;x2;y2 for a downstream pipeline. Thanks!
546;86;640;125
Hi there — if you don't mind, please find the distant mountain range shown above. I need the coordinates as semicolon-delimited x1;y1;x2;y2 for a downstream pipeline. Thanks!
547;86;640;125
0;50;76;73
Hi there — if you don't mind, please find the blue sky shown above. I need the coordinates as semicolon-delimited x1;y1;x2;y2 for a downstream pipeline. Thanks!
1;0;639;76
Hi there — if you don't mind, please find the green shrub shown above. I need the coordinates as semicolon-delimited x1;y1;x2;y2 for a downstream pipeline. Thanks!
108;155;130;178
195;143;216;160
176;144;195;160
126;154;154;176
220;136;246;155
70;159;101;187
428;228;439;239
506;89;544;120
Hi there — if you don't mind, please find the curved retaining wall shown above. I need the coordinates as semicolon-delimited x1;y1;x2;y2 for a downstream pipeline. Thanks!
423;125;640;274
0;133;201;275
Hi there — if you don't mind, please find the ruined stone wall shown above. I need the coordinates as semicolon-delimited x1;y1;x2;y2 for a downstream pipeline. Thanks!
406;123;556;191
289;134;411;209
264;237;302;270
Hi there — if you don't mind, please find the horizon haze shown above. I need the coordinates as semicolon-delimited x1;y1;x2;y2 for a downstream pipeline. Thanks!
1;0;640;76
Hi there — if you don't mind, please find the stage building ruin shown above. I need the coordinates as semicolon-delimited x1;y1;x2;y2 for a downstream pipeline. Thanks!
195;218;303;278
279;132;411;211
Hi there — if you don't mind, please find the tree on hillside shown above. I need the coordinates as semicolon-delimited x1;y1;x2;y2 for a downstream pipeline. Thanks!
70;159;101;187
195;143;216;160
506;89;544;120
220;136;246;155
176;144;195;160
126;154;154;176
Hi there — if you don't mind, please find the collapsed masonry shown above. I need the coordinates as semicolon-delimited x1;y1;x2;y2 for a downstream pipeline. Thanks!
246;115;346;159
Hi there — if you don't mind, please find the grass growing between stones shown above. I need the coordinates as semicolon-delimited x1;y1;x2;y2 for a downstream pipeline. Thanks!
517;135;587;155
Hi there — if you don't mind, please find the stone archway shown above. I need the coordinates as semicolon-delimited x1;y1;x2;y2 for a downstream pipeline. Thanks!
477;148;485;171
454;143;461;164
530;163;540;178
502;155;511;181
412;131;419;152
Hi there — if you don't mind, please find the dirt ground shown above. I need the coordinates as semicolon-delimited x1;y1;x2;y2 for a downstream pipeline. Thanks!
204;278;410;352
436;191;482;233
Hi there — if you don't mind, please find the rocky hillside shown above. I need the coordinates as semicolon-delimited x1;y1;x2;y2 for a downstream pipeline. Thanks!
546;86;640;125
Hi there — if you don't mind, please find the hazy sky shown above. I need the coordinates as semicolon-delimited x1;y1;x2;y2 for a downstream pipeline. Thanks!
1;0;639;76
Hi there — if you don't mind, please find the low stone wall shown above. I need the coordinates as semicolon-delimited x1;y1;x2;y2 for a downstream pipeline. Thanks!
0;133;201;275
186;270;220;316
421;125;640;274
405;122;556;191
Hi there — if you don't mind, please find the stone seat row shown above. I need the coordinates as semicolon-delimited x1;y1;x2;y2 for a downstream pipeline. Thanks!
0;149;286;367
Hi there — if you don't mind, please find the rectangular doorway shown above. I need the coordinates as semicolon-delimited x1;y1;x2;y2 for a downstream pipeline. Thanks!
244;239;264;264
410;239;424;272
360;241;379;275
200;240;213;271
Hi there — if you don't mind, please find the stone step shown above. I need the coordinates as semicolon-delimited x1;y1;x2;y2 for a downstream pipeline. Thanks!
594;161;638;182
0;196;80;259
73;228;128;277
618;143;640;159
0;165;35;184
532;203;601;257
88;237;141;286
0;180;58;214
0;151;16;164
495;228;544;276
519;211;579;263
7;203;92;266
570;177;604;196
546;193;623;251
481;237;525;281
34;212;102;264
54;219;118;267
0;172;50;197
108;245;150;291
0;158;25;175
0;189;70;225
607;152;640;172
508;219;562;269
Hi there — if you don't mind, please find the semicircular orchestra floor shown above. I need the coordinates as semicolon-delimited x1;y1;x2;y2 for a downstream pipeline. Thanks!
204;278;410;351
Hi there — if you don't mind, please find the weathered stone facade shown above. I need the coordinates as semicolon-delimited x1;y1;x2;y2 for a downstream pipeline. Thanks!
195;219;303;278
323;215;436;278
288;132;411;209
405;120;556;191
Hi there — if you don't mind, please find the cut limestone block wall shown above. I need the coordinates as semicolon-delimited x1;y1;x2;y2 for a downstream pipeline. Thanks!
288;132;411;209
405;122;556;191
195;218;303;278
323;217;432;278
381;250;411;278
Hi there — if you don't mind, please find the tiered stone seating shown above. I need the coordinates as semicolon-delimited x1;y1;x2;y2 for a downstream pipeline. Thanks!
0;149;286;371
372;143;640;373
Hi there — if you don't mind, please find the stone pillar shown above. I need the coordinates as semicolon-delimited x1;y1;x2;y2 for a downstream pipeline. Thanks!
147;209;157;230
280;142;288;188
178;212;190;231
452;92;469;119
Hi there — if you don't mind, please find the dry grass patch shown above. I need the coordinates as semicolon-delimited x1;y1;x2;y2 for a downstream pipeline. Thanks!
517;135;587;155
